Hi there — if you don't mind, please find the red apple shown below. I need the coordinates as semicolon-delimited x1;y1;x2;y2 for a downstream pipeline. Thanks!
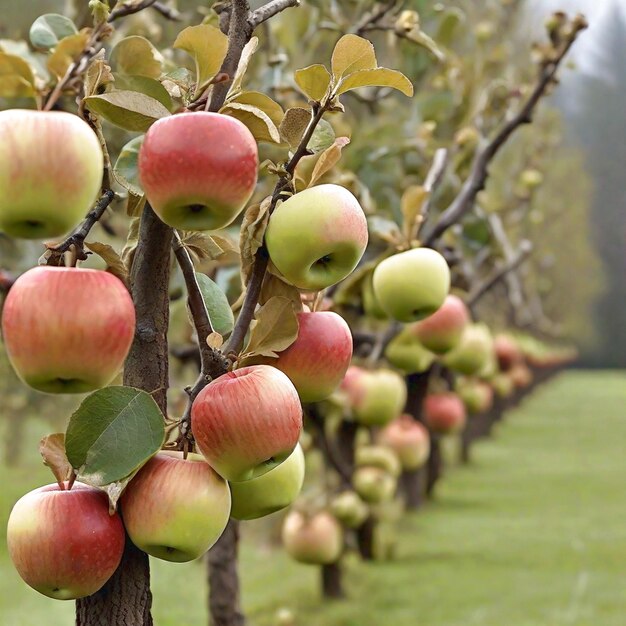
1;266;135;393
494;334;523;371
282;511;343;565
423;392;467;434
191;365;303;481
509;363;533;388
7;482;125;600
378;414;430;470
257;311;352;403
120;451;230;562
413;294;470;354
138;112;258;231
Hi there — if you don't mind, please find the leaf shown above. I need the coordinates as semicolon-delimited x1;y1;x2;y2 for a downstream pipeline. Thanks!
113;74;173;111
368;215;403;244
30;14;77;50
84;241;130;285
279;107;311;148
259;272;303;309
110;36;163;79
207;332;224;350
84;49;114;98
127;193;146;218
228;91;284;127
243;296;299;359
114;135;144;196
174;24;228;97
229;37;259;96
401;29;446;62
240;197;272;284
294;64;332;102
336;68;414;97
308;136;350;188
307;119;336;154
195;272;235;336
100;471;138;513
221;102;280;144
179;231;238;262
65;386;165;487
39;434;73;486
84;90;171;131
331;35;377;81
121;216;141;268
47;31;89;79
0;52;36;98
401;185;428;240
436;7;465;48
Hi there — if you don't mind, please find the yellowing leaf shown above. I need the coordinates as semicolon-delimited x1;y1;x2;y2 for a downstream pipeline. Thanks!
242;296;299;359
294;63;331;102
401;185;428;241
84;49;113;98
84;241;129;285
47;31;89;79
331;34;376;81
173;24;228;97
110;36;164;79
228;91;284;127
308;136;350;188
336;68;414;96
229;37;259;96
0;52;36;98
279;107;311;148
221;101;281;143
240;197;272;285
259;272;303;309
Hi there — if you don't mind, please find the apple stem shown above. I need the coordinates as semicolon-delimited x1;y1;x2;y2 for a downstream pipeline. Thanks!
67;471;77;491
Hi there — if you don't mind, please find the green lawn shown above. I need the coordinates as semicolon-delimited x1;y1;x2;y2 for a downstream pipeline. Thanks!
1;371;625;626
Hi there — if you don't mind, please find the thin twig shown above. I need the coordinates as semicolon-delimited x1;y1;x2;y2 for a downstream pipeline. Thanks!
108;0;159;21
308;407;353;484
152;1;182;20
416;148;448;237
354;0;400;37
249;0;300;28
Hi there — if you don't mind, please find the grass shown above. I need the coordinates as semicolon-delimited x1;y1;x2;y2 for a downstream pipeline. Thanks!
1;370;625;625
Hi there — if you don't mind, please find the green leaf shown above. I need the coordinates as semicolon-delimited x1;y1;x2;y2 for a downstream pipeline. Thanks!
337;68;413;96
307;119;336;154
113;74;173;111
173;24;228;97
221;102;280;143
331;35;376;81
294;64;332;102
195;273;235;336
47;32;89;79
436;7;466;48
0;52;36;98
65;386;165;487
243;296;299;359
30;14;77;50
84;90;171;131
110;36;163;79
114;136;144;196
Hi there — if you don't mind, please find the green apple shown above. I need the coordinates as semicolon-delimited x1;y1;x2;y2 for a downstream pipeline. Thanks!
229;444;305;521
353;466;397;504
282;511;343;565
355;445;402;478
265;184;368;290
455;377;494;414
0;110;103;239
330;491;369;529
385;326;435;374
442;323;494;376
372;248;451;322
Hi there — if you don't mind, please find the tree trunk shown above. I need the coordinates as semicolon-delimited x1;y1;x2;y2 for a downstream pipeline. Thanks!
356;515;376;560
207;519;245;626
425;436;442;498
76;205;172;626
400;467;424;509
321;562;344;599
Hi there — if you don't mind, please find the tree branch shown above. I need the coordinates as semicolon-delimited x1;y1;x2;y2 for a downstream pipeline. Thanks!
151;1;182;21
422;18;587;246
108;0;159;21
249;0;300;28
354;0;400;37
307;407;353;484
417;148;448;236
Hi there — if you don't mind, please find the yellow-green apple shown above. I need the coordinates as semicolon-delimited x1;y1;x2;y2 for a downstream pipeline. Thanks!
0;110;103;239
120;451;230;562
138;112;258;230
2;266;135;393
362;272;387;319
413;294;470;354
494;334;523;371
265;184;368;290
191;365;302;481
456;377;494;414
509;363;533;388
355;445;401;478
491;372;514;398
229;444;305;520
352;466;397;503
424;392;467;434
7;482;125;600
442;323;494;376
256;311;352;403
330;491;369;528
340;366;407;426
519;168;544;189
372;248;450;322
384;326;435;374
377;414;430;470
282;510;343;565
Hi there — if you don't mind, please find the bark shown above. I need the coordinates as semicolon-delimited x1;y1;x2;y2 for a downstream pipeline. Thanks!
425;436;442;498
321;562;344;599
76;205;172;626
356;515;376;561
400;468;424;510
207;520;245;626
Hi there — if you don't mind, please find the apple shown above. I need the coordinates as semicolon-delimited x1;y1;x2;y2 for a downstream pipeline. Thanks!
282;510;343;565
372;248;450;322
352;466;397;503
330;491;369;528
229;444;305;520
255;311;352;403
191;365;303;481
456;377;494;414
7;482;125;600
413;294;470;354
491;372;515;398
2;266;135;394
494;334;523;371
362;272;388;320
442;323;494;376
377;414;430;470
384;326;435;374
138;112;258;231
423;392;467;434
0;110;103;239
120;451;230;562
341;366;407;426
355;445;401;478
509;363;533;388
265;184;368;290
